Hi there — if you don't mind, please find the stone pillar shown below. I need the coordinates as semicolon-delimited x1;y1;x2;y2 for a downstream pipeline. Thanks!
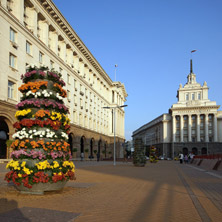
197;114;200;142
60;40;66;62
79;60;84;77
205;114;209;142
172;115;176;142
48;31;58;54
15;0;24;23
188;115;192;142
214;114;218;142
1;0;7;8
39;20;49;45
180;115;184;142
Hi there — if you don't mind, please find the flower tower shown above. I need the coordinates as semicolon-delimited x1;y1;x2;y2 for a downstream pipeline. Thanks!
5;66;75;194
149;146;158;163
133;138;146;167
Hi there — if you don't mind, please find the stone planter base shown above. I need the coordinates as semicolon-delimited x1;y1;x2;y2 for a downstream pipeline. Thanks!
15;181;67;195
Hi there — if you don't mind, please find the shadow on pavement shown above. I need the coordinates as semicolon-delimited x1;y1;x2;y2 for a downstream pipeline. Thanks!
0;198;31;221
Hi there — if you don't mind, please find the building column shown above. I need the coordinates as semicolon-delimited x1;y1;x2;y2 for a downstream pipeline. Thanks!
205;114;209;142
188;114;192;142
172;115;176;142
180;115;184;142
197;114;200;142
214;114;218;142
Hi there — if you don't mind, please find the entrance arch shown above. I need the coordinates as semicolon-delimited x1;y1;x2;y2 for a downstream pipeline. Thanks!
183;147;188;155
0;118;9;158
68;133;74;155
98;140;102;157
201;147;207;155
192;147;198;155
80;136;85;154
90;138;94;159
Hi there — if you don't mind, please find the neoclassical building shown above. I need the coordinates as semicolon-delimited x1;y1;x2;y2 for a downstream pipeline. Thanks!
0;0;127;159
132;60;222;157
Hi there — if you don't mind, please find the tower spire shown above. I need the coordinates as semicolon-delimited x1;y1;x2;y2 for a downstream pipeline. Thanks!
190;59;193;73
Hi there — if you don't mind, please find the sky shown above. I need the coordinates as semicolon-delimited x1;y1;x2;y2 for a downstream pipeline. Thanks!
52;0;222;141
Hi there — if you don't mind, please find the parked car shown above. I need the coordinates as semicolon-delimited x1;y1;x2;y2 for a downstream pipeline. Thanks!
158;156;164;160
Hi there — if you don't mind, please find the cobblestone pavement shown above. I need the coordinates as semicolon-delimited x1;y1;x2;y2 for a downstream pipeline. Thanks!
0;161;221;222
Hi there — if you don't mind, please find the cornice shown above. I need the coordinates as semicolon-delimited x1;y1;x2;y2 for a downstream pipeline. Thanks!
170;105;220;111
0;5;113;106
38;0;113;86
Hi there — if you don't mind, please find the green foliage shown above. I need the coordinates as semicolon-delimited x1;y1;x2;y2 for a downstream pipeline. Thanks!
6;140;14;148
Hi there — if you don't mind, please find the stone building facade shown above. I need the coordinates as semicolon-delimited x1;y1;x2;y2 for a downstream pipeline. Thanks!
0;0;127;159
132;60;222;158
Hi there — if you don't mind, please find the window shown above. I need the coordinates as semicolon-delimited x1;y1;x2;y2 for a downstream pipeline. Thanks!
67;74;70;84
186;93;189;100
67;90;70;102
9;53;16;68
10;28;16;42
39;52;43;63
8;80;15;99
192;93;195;100
26;41;31;54
50;60;54;70
198;93;201;100
112;90;115;103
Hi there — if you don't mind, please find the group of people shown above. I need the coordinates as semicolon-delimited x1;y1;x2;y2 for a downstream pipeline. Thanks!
179;152;195;164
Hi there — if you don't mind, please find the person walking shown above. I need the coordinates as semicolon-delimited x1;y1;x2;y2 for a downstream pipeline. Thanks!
184;154;188;164
179;153;184;164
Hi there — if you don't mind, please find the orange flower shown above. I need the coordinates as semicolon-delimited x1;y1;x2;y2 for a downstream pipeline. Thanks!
19;81;48;93
53;83;67;98
35;110;50;118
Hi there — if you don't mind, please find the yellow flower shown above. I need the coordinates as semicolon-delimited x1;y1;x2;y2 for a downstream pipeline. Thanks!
18;173;22;178
15;109;31;118
35;160;51;170
23;167;31;175
21;161;26;167
53;161;59;168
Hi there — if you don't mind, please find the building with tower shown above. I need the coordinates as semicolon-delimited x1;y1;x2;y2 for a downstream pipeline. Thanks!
132;60;222;158
0;0;127;159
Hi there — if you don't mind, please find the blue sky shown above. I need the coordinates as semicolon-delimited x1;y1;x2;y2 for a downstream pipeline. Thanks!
53;0;222;140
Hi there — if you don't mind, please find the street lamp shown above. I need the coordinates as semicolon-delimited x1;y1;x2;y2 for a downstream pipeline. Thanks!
103;104;128;166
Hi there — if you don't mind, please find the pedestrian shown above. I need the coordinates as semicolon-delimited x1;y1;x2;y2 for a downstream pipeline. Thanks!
179;153;184;164
184;154;188;164
80;152;84;161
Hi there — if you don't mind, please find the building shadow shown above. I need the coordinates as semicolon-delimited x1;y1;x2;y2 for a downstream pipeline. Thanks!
0;198;31;221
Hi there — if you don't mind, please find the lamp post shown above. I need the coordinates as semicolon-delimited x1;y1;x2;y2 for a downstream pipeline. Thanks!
103;104;128;166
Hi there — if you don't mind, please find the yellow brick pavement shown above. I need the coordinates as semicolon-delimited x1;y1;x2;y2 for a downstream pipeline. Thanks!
0;161;221;221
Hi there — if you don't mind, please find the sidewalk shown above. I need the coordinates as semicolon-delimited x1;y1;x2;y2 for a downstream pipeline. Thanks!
0;161;221;222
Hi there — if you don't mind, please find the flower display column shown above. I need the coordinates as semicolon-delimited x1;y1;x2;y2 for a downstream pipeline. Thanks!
133;138;146;167
5;66;75;194
149;146;158;163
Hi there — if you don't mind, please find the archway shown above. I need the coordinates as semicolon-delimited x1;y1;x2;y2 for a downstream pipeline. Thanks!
80;136;85;154
0;118;9;158
183;147;188;155
192;147;198;155
104;142;107;158
201;147;207;155
98;140;102;157
68;133;74;155
90;138;94;159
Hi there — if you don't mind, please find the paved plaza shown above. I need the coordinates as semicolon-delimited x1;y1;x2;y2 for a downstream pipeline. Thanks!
0;160;222;222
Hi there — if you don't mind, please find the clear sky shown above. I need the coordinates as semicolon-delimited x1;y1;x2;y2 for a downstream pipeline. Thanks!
53;0;222;141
